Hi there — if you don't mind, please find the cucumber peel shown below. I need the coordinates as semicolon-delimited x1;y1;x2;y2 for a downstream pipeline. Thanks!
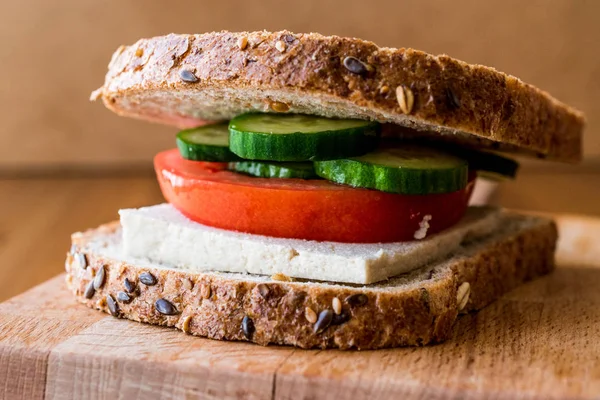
315;145;469;195
228;113;380;161
229;161;318;179
176;122;241;162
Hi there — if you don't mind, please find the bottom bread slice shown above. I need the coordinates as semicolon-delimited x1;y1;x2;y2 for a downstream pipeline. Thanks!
65;212;557;349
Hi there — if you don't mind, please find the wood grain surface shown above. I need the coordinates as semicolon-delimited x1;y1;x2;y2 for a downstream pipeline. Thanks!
1;177;600;399
1;236;599;399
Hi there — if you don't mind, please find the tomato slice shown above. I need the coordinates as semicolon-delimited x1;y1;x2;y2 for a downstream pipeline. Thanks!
155;149;474;243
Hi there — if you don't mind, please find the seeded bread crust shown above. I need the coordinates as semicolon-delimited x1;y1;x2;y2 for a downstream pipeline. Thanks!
65;214;556;349
92;31;584;162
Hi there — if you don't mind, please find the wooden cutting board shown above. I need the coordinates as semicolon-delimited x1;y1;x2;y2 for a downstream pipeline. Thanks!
1;215;599;400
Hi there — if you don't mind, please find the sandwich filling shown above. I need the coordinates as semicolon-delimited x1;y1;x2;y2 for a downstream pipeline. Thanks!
122;113;519;282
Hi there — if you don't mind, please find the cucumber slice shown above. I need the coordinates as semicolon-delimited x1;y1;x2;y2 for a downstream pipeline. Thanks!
229;161;318;179
380;139;519;180
314;145;469;195
176;122;241;161
229;113;380;161
461;150;519;180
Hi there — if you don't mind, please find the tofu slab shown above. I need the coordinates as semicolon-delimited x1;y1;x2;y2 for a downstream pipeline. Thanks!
119;204;502;284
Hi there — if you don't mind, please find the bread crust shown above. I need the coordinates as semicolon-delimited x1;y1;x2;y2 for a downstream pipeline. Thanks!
65;215;557;349
92;31;583;162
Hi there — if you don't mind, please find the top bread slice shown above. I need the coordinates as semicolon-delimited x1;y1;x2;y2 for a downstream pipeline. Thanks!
92;31;584;162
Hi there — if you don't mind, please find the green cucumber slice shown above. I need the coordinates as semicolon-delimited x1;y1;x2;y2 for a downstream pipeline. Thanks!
176;122;241;161
461;150;519;180
228;113;380;161
229;161;318;179
380;139;519;180
314;145;469;195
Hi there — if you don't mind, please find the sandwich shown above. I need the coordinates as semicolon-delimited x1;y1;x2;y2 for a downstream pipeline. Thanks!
68;31;584;349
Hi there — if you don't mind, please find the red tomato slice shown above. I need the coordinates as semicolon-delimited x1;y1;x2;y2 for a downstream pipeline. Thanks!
155;149;474;243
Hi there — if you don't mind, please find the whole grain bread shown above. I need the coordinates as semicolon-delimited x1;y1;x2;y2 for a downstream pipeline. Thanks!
65;212;557;349
91;31;584;162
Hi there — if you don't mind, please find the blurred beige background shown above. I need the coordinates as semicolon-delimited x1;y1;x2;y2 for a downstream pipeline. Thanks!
0;0;598;172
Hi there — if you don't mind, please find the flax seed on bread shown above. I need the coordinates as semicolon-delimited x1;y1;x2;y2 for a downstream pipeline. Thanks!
65;212;556;349
92;31;584;162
